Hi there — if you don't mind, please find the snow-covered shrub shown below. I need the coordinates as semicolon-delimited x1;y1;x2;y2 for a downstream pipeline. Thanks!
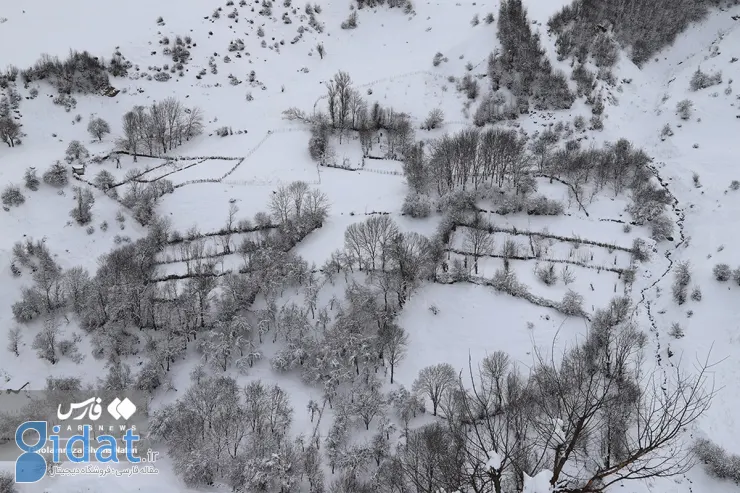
691;286;702;302
527;195;564;215
24;168;40;191
572;64;595;96
70;186;95;225
560;289;584;316
458;74;479;100
693;438;740;484
672;261;691;305
65;140;89;163
93;169;117;196
422;108;444;130
713;263;731;281
650;213;674;242
215;126;231;137
492;268;526;297
676;99;693;120
2;184;25;207
308;128;328;161
402;193;431;218
669;322;684;339
660;123;673;139
154;71;171;82
53;93;77;111
58;337;84;363
450;257;471;281
631;238;650;262
592;32;619;67
731;180;740;191
0;471;16;493
32;321;60;364
574;115;586;130
341;11;357;29
689;68;722;91
561;265;576;285
87;117;110;141
535;263;558;286
432;52;445;66
20;51;109;94
436;189;476;214
12;289;43;323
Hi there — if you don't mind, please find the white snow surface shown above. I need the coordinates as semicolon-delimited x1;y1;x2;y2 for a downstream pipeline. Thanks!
0;0;739;492
522;470;553;493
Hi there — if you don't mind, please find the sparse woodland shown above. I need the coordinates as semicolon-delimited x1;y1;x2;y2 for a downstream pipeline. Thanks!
0;0;734;491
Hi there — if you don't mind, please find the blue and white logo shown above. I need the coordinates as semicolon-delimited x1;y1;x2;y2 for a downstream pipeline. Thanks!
15;420;141;483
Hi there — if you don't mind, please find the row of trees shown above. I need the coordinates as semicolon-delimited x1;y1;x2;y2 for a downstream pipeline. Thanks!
408;128;530;196
548;0;722;66
366;297;713;493
150;375;298;489
116;97;204;158
285;70;415;162
10;177;330;382
208;294;711;493
5;293;716;493
401;127;674;240
0;86;22;147
541;138;675;240
486;0;575;113
20;50;115;94
268;215;439;395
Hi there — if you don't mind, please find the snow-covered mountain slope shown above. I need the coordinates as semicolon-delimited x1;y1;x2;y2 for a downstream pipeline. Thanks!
0;0;739;492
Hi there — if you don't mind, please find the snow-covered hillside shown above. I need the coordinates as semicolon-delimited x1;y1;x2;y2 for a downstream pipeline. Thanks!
0;0;739;492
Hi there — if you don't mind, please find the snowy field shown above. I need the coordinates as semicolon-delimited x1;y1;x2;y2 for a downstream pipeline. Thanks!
0;0;739;492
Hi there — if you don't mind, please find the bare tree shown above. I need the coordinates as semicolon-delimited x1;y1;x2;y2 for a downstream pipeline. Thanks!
348;89;366;130
70;186;95;225
0;116;21;147
452;353;533;493
463;226;494;274
32;319;61;364
397;422;466;492
118;100;202;158
412;363;457;416
7;327;22;356
287;181;310;219
354;378;385;430
423;108;445;130
87;117;111;141
380;322;408;384
303;188;330;226
221;203;239;254
269;185;293;224
119;106;145;161
182;106;204;143
525;298;715;492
